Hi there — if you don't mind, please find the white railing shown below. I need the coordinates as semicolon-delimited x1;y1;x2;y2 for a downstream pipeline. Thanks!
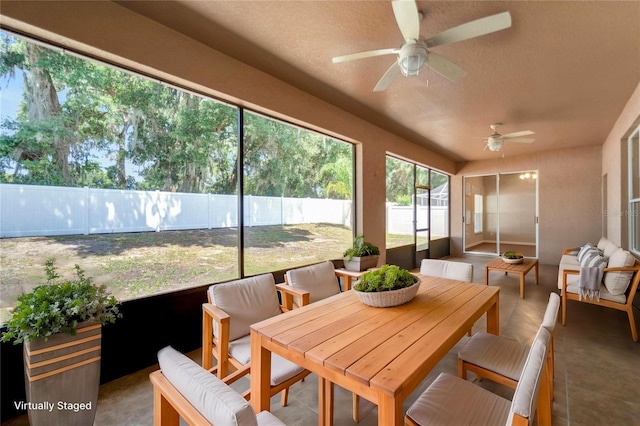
0;184;447;238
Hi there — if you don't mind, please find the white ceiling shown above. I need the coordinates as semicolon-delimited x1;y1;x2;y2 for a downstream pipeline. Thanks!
116;1;640;163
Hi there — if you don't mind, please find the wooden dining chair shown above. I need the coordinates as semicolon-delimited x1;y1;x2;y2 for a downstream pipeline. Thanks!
283;261;362;422
152;346;285;426
419;259;474;282
457;292;560;401
202;273;310;407
406;327;552;426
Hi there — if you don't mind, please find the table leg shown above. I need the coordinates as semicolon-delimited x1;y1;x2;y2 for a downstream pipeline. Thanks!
250;330;272;414
520;273;525;299
487;296;500;335
535;261;539;285
318;377;334;426
485;266;489;285
377;391;403;426
343;276;353;291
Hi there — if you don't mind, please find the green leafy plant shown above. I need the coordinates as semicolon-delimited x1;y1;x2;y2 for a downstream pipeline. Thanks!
354;265;418;293
1;258;121;344
343;235;380;261
502;251;524;259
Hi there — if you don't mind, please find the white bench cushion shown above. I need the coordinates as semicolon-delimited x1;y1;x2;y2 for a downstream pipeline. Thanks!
158;346;258;426
209;274;282;341
603;248;635;295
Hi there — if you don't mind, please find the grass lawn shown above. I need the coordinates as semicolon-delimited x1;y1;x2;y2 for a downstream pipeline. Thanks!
0;223;354;322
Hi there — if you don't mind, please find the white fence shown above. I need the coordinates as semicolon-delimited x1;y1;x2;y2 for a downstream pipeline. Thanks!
385;204;449;237
0;184;447;238
0;184;352;238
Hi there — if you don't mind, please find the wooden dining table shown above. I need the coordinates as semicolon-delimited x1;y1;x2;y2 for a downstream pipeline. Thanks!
250;275;500;426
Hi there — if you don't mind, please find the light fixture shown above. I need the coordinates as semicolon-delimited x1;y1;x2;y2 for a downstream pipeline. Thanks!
398;41;428;76
519;172;537;180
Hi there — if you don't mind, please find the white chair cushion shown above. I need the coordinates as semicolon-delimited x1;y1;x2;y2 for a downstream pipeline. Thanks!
603;241;620;259
406;372;511;425
508;327;550;423
228;335;306;386
286;261;340;303
256;411;286;426
458;332;530;381
558;255;581;289
209;274;282;341
603;248;636;296
596;237;612;251
157;346;258;426
420;259;474;282
541;293;560;332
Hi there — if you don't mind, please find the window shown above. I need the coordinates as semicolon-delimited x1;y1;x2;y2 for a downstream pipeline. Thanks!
474;194;484;234
629;125;640;254
242;112;353;274
0;31;355;321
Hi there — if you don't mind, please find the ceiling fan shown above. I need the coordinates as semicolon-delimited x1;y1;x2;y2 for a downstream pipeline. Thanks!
332;0;512;92
483;124;535;152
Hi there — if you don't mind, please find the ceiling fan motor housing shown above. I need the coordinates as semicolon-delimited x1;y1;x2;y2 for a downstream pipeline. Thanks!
398;41;428;76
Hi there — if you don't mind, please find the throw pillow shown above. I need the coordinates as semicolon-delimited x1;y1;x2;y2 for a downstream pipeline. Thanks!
603;248;636;295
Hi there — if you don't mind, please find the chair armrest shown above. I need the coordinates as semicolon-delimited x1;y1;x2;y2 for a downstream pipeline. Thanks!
275;283;310;310
603;265;640;273
563;247;579;255
561;269;580;295
202;303;230;372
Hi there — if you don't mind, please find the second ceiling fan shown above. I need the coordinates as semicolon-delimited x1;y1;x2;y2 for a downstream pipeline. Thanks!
332;0;512;91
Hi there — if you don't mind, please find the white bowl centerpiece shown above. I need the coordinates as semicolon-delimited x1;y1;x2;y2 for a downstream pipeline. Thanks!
502;251;524;264
353;265;420;308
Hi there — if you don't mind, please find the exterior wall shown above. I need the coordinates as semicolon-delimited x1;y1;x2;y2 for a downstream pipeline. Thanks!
0;2;454;259
452;146;602;265
602;82;640;249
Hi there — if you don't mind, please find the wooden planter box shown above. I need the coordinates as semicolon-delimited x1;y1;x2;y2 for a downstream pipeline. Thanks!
23;322;101;426
343;255;379;272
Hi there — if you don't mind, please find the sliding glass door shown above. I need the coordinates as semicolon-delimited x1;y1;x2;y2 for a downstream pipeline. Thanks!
464;172;538;257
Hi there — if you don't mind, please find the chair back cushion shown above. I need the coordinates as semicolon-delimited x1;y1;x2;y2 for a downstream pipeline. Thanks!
541;293;560;333
603;248;636;296
286;261;340;303
420;259;474;282
507;327;550;425
208;274;281;341
157;346;258;426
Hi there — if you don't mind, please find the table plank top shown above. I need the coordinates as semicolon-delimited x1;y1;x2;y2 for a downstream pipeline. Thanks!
251;275;500;397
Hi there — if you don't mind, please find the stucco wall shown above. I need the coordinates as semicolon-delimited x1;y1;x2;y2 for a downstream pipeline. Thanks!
452;146;603;265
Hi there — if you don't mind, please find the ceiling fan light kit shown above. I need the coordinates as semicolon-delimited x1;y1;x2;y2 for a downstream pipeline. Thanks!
398;41;428;76
331;0;512;91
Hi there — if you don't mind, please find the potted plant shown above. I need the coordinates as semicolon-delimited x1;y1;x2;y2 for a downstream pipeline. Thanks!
343;235;380;271
353;265;420;307
1;258;120;426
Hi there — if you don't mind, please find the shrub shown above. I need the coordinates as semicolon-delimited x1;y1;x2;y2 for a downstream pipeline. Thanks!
354;265;418;292
1;258;121;344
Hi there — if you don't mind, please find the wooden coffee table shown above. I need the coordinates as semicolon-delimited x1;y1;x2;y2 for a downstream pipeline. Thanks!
485;257;539;299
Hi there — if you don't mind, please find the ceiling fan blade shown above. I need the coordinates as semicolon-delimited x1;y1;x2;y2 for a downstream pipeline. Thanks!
505;137;535;143
332;48;398;64
374;62;401;92
426;52;466;82
502;130;535;138
392;0;420;41
426;11;512;48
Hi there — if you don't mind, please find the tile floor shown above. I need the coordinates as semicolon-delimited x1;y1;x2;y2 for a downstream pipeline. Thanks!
3;255;639;426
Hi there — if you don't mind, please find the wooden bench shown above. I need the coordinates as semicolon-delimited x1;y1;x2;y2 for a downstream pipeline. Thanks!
561;259;640;341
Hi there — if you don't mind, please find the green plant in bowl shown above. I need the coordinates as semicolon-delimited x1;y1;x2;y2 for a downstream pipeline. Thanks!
354;265;418;292
502;251;524;260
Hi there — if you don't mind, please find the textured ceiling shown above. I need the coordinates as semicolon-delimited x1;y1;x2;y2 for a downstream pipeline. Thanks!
116;1;640;163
